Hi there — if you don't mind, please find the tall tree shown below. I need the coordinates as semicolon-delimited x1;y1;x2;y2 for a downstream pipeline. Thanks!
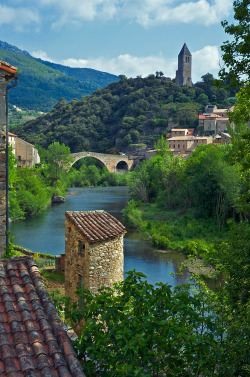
46;142;72;184
218;0;250;86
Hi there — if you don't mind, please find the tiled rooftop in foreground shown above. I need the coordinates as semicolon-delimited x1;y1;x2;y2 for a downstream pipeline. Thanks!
65;210;126;243
0;256;85;377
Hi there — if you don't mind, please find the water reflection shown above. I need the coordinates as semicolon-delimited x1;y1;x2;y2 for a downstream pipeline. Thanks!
10;186;191;286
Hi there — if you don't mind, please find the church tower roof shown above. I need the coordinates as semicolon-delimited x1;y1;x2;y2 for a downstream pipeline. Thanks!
178;43;191;56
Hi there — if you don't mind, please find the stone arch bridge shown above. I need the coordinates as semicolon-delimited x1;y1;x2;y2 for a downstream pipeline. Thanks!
70;151;134;173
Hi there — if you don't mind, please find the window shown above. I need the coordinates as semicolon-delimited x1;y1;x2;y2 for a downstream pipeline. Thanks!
178;144;180;149
78;240;85;254
173;144;175;148
79;274;85;288
17;156;21;162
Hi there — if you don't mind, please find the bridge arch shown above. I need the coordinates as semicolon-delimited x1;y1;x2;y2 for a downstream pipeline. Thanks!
71;155;106;169
116;160;128;171
70;152;134;173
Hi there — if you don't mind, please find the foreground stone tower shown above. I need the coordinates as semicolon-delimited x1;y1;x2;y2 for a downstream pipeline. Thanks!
0;61;17;256
175;43;192;87
65;210;126;299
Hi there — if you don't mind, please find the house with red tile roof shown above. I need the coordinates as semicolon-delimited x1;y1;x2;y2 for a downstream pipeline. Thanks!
65;211;126;299
0;255;86;376
199;105;234;135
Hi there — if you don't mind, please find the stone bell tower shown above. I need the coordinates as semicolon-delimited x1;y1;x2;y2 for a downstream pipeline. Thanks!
175;43;192;87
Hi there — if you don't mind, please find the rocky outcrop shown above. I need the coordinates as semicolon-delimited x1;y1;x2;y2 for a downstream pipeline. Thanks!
51;195;65;203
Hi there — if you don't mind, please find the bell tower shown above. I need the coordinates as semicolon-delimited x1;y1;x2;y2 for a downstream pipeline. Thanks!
175;43;192;86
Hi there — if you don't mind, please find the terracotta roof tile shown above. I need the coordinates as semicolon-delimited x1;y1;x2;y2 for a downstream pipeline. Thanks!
0;60;17;74
65;210;126;243
0;256;86;377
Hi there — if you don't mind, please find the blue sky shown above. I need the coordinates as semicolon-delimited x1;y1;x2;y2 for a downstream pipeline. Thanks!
0;0;235;82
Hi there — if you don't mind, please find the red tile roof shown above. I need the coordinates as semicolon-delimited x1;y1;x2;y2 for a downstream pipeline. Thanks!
0;256;86;377
8;132;17;137
0;60;17;74
187;128;194;136
65;210;126;244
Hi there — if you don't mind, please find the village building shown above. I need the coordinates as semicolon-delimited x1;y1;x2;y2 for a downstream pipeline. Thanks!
199;105;234;135
65;210;126;300
8;132;40;167
221;132;232;144
168;135;213;154
0;255;86;376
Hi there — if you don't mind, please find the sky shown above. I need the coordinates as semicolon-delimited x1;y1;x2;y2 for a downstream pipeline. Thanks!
0;0;235;83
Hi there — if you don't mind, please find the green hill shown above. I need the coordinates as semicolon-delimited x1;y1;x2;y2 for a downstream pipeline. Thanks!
37;60;119;89
12;74;235;153
0;42;119;111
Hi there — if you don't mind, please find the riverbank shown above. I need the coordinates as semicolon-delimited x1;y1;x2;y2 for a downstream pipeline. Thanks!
122;200;229;266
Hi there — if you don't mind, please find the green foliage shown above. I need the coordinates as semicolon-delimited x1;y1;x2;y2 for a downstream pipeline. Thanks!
122;200;143;228
52;271;248;376
40;270;64;282
45;142;72;185
124;140;244;255
217;0;250;86
12;74;235;153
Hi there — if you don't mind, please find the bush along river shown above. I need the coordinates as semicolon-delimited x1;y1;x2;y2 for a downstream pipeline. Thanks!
10;186;191;286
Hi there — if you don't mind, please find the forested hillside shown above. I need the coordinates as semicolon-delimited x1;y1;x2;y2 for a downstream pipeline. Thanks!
13;74;236;153
0;42;119;111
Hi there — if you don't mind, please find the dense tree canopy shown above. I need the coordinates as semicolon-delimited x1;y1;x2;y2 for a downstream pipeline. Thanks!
218;0;250;86
13;74;236;153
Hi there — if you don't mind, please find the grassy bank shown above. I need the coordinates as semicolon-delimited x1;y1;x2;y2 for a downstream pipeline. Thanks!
122;200;229;259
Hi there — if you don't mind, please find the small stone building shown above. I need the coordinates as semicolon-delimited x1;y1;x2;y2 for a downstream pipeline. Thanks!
65;210;126;300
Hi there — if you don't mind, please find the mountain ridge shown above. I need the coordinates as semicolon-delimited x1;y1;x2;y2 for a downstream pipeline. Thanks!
0;40;119;111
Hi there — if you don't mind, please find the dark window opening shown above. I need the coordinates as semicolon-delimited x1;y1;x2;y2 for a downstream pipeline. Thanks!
78;240;85;254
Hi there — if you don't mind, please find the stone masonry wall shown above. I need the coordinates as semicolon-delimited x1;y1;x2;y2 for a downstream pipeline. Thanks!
0;76;6;257
88;235;124;294
65;217;124;300
183;56;192;86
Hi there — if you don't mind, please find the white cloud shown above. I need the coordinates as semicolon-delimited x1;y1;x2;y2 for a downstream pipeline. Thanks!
37;0;232;27
123;0;233;27
0;5;39;31
192;45;220;81
39;0;118;27
58;45;220;82
31;50;53;62
61;54;176;79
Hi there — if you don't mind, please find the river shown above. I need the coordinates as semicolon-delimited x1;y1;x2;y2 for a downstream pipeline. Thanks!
10;186;191;287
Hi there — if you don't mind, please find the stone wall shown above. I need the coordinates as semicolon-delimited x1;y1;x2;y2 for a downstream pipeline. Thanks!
182;56;192;87
65;217;124;301
0;76;6;257
15;137;35;167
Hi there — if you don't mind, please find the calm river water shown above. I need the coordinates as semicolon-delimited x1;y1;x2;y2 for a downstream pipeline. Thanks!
10;186;191;287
